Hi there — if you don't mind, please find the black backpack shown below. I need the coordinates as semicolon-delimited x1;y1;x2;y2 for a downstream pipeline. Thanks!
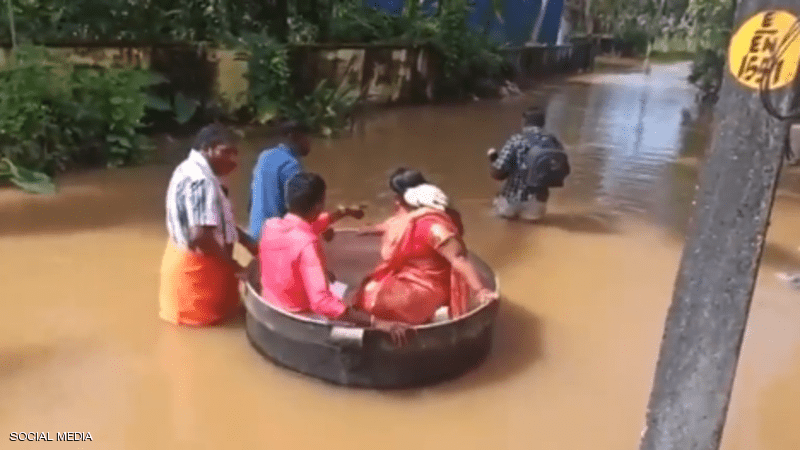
520;131;570;188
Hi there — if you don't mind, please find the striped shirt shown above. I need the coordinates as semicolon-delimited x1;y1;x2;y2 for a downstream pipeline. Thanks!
165;150;238;250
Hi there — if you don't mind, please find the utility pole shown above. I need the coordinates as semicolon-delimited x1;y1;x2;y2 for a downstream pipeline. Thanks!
639;1;799;450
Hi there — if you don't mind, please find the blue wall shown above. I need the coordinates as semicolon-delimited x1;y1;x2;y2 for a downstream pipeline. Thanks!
362;0;564;46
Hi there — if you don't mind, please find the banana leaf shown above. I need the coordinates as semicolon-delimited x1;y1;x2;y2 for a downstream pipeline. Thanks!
256;98;280;124
144;93;172;111
174;92;199;125
0;158;57;195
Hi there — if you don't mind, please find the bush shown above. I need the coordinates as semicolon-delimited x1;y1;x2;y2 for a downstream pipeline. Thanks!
616;28;650;57
326;0;505;99
686;0;736;103
237;33;292;125
0;47;153;185
284;79;360;137
429;0;505;97
688;48;726;101
232;34;359;136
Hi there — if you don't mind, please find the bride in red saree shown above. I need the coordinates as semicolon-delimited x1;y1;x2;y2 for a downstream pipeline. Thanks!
355;169;498;325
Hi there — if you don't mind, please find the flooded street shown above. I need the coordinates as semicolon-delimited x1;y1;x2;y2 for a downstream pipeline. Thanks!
3;62;800;449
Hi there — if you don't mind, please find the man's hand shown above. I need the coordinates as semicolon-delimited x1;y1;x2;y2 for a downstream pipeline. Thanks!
322;228;335;242
339;203;367;220
347;207;366;220
234;263;249;281
236;226;259;256
372;318;413;347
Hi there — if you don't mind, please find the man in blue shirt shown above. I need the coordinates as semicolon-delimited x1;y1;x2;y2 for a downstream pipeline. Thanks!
248;121;311;240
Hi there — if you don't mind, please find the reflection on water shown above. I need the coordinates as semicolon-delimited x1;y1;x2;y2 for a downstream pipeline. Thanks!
2;62;800;449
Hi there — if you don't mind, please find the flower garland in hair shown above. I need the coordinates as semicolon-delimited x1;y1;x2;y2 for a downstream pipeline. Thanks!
403;184;449;211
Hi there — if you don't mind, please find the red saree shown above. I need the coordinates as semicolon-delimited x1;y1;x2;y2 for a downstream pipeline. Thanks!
355;207;470;325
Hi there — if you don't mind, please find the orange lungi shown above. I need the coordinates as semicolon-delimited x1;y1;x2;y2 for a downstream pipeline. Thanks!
158;240;239;326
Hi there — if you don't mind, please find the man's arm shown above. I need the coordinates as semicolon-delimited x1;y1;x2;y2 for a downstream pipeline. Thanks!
236;227;258;255
311;206;366;235
185;178;246;274
490;135;524;180
297;244;374;325
297;242;352;320
296;243;406;336
248;158;266;238
189;226;245;274
277;160;302;216
357;224;386;236
435;237;486;293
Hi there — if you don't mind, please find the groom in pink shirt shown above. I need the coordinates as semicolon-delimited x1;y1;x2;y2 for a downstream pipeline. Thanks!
258;172;410;347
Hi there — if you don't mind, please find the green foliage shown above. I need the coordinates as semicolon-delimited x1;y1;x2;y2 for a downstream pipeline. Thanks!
0;157;56;194
618;28;651;56
0;0;512;138
649;50;696;62
142;73;202;126
688;48;726;100
227;33;358;135
326;0;504;98
0;47;69;175
0;46;153;192
285;79;360;137
591;0;735;102
236;33;292;125
288;15;319;44
67;64;155;166
430;0;504;96
327;1;436;44
686;0;735;101
0;0;272;43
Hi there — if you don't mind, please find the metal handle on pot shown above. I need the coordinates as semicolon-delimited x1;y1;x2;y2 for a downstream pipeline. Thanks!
329;326;365;348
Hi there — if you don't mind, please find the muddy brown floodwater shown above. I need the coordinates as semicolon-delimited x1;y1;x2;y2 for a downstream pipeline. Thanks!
2;62;800;449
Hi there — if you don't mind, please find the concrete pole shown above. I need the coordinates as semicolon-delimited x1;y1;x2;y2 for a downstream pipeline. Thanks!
638;0;799;449
531;0;552;43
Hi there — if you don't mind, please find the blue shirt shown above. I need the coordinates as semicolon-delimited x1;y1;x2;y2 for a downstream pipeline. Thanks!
248;144;302;240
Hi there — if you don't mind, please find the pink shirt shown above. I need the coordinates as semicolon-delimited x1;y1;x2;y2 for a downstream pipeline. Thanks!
258;213;346;319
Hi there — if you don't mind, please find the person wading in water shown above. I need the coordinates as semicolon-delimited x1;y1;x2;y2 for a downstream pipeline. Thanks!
248;121;311;241
159;124;258;327
488;106;570;221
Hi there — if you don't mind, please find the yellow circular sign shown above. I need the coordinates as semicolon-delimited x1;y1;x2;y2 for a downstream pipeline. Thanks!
728;10;800;90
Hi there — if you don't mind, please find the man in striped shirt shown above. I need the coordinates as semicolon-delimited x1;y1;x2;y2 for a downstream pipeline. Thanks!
159;124;258;327
488;106;562;221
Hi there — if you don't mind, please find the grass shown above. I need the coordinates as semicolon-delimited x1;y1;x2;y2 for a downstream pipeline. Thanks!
648;50;696;63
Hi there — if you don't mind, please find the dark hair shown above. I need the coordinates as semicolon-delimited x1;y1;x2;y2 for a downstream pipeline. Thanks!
279;120;310;137
522;107;546;127
389;167;427;195
286;172;326;216
193;123;236;151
